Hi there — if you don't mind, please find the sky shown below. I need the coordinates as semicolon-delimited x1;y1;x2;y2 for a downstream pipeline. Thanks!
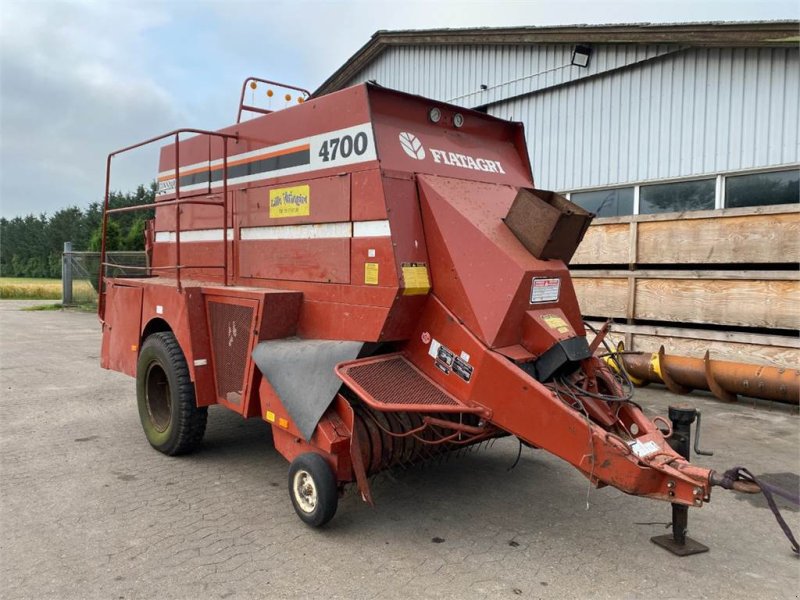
0;0;797;218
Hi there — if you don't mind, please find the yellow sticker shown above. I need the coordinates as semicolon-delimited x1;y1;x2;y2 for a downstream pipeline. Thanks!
401;264;431;296
269;184;310;218
265;410;276;422
364;262;379;285
543;314;570;334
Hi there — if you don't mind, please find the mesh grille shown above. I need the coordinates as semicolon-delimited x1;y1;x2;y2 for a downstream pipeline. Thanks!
208;301;253;400
345;356;459;407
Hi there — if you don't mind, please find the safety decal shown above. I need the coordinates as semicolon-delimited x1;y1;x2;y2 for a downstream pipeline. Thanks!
530;277;560;304
269;184;310;218
542;314;570;334
452;356;474;383
364;262;379;285
630;439;660;458
401;262;431;296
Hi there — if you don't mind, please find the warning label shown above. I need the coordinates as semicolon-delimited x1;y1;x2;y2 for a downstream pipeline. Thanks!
542;314;571;334
364;263;379;285
401;263;431;296
530;277;560;304
452;356;474;383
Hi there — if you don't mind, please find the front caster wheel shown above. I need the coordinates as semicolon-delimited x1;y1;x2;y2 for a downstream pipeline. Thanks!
288;453;338;527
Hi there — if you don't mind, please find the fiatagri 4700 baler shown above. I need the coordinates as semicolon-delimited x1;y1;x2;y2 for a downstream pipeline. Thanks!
99;78;797;555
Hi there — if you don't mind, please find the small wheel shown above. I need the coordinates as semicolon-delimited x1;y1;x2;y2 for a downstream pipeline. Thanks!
136;332;207;455
288;453;338;527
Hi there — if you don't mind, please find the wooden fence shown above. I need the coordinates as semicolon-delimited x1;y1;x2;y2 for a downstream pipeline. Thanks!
570;204;799;367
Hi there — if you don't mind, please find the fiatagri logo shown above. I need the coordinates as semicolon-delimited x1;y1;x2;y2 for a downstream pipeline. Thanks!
397;131;506;174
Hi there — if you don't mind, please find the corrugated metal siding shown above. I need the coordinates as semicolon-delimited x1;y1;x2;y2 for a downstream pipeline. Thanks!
345;44;678;107
344;43;798;190
487;47;799;190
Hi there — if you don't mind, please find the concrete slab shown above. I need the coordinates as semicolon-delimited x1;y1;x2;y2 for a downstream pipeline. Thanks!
1;300;798;599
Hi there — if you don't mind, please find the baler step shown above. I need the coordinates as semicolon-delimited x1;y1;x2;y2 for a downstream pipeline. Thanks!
336;354;479;414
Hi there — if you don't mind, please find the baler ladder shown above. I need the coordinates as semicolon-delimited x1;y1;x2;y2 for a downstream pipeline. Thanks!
98;128;239;321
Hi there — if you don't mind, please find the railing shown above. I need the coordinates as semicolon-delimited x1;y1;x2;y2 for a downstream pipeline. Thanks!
236;76;311;123
99;128;239;320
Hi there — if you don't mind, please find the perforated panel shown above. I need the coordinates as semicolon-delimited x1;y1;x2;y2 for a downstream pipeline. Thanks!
344;356;459;407
207;301;254;400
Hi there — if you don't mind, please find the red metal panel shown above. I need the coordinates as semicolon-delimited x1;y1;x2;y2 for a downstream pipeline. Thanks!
368;88;533;188
235;277;398;307
382;175;429;279
351;169;387;222
236;174;351;228
155;199;228;232
296;300;389;341
101;284;143;376
350;237;397;287
417;174;583;348
239;238;350;284
257;290;303;340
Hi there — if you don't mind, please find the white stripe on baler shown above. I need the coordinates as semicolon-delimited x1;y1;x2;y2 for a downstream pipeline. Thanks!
153;220;391;243
154;228;234;243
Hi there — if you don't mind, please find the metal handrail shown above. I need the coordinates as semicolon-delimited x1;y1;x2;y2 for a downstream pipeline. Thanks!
99;128;239;320
236;76;311;123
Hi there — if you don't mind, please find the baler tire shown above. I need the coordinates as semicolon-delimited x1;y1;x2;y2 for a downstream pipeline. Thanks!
288;453;338;527
136;332;207;456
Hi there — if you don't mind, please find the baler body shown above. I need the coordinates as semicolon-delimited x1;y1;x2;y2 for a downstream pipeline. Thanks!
99;83;712;524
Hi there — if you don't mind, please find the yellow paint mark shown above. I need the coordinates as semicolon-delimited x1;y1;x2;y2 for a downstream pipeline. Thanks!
542;315;570;334
265;410;276;422
269;184;310;218
364;262;379;285
401;264;430;296
131;344;138;351
278;417;289;429
650;353;662;379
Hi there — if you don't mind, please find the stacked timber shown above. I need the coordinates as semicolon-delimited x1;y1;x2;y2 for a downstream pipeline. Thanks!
570;204;799;368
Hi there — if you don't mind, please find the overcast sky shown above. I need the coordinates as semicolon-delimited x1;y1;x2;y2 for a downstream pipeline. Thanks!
0;0;797;218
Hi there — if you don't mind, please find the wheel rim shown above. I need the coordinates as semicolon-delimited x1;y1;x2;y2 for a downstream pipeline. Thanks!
293;469;318;513
145;362;172;433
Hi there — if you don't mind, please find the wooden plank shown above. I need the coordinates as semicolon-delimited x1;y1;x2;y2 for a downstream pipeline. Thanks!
634;278;799;329
630;334;800;368
588;202;799;226
573;278;628;318
585;320;800;348
637;212;800;264
570;222;629;265
570;269;800;281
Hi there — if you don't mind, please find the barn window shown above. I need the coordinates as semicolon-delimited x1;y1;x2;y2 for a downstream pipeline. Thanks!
639;179;715;214
571;187;634;217
724;169;799;208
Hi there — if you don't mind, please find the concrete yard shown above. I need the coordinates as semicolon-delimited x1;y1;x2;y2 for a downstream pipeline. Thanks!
1;300;798;599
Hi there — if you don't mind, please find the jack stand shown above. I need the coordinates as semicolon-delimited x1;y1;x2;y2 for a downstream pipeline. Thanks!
651;404;710;556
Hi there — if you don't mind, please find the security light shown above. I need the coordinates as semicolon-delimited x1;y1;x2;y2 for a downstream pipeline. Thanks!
571;45;592;68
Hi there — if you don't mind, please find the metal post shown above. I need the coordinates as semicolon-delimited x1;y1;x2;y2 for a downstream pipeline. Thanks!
62;241;73;306
222;136;229;286
651;404;709;556
174;133;182;292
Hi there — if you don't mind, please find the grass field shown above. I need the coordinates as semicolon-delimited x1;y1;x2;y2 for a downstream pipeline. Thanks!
0;278;97;302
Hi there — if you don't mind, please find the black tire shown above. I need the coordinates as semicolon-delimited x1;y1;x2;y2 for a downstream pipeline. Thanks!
136;332;207;455
288;453;338;527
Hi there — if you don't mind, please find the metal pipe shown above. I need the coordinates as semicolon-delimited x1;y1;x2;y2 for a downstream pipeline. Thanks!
619;347;799;404
174;133;181;292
